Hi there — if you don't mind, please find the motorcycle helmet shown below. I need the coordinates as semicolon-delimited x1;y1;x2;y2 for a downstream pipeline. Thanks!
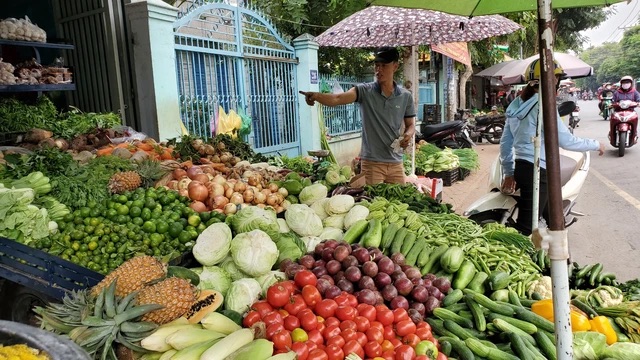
526;59;566;82
620;75;634;91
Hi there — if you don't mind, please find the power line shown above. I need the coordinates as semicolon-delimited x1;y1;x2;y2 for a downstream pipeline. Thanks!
603;1;640;43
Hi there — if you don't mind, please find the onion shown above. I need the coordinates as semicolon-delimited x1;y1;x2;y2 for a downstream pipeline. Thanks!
224;203;237;214
281;199;291;210
234;181;247;193
275;205;284;213
256;203;266;208
254;191;267;204
243;189;255;203
275;193;285;204
268;183;279;193
266;193;279;206
213;208;224;214
192;173;210;184
213;175;227;185
247;175;259;186
178;177;191;190
209;183;225;197
173;168;187;180
224;187;234;198
188;182;209;202
186;166;203;179
278;187;289;197
230;192;244;205
179;189;189;197
201;165;215;174
261;189;271;198
190;201;208;212
167;180;179;190
188;180;204;191
210;195;229;209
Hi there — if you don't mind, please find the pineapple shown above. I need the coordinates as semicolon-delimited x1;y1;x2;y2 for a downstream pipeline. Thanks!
136;277;198;324
108;170;142;194
135;158;168;188
91;256;167;298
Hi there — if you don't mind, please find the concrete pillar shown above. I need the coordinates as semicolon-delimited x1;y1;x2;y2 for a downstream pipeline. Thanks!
126;0;182;141
293;34;322;154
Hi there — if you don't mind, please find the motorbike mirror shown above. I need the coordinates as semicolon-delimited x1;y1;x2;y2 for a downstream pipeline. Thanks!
558;101;576;117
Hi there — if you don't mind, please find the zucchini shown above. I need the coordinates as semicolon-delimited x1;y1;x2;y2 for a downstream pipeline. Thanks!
343;219;369;244
389;227;408;255
463;289;515;316
466;272;489;294
440;336;475;360
416;245;432;267
440;246;465;273
404;240;425;267
380;223;399;250
443;289;464;307
507;332;535;360
589;263;603;286
488;271;510;291
452;260;477;290
513;307;555;333
491;319;536;345
533;330;557;360
487;313;537;334
400;232;417;256
421;244;448;275
443;319;475;340
433;308;474;329
464;295;487;332
361;219;382;248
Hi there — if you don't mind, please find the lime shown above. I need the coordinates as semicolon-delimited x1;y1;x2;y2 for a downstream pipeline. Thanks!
187;215;201;227
130;206;142;217
199;211;212;222
178;231;192;244
141;208;152;221
142;221;156;233
132;217;144;226
117;205;129;216
88;241;98;251
117;195;128;204
168;222;183;238
156;221;169;234
144;198;157;209
145;189;158;199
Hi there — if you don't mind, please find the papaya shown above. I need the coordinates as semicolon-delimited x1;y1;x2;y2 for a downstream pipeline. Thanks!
185;290;224;324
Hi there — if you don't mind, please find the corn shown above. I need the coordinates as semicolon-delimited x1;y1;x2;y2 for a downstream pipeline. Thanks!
170;339;219;360
166;328;226;350
225;339;275;360
200;328;254;360
140;324;201;352
200;312;242;334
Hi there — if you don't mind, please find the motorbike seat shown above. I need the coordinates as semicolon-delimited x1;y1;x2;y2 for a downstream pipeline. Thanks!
559;154;578;187
421;120;462;137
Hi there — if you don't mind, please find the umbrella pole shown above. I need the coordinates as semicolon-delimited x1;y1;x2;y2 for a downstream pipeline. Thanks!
536;0;573;359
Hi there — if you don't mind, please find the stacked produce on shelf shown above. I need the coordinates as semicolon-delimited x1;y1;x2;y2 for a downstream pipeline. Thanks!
10;58;72;85
0;16;47;42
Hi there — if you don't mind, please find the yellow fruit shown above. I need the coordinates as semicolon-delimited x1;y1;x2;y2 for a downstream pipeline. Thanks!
184;290;223;324
137;277;198;324
91;256;167;298
108;170;142;194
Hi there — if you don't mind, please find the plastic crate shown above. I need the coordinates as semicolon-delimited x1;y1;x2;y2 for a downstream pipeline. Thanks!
0;237;103;299
426;168;459;187
459;168;471;181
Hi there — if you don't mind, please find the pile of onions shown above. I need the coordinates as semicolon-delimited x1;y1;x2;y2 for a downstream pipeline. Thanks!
165;164;289;214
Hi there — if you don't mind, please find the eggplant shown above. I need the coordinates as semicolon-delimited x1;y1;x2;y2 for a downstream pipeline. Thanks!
331;185;348;196
345;188;365;196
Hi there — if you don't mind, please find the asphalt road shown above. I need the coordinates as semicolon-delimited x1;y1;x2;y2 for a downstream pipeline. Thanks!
566;99;640;282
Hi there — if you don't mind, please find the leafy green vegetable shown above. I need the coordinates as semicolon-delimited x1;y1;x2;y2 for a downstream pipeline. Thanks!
364;183;452;214
268;155;314;175
0;185;51;244
452;148;480;170
0;147;75;179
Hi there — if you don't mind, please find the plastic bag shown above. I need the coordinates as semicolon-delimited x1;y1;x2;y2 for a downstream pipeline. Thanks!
331;80;344;94
108;126;147;144
215;106;242;138
238;108;252;138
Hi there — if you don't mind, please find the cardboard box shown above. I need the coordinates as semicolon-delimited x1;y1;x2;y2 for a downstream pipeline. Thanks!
349;173;366;188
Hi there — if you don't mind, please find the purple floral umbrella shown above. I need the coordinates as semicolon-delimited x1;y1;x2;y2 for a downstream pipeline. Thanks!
314;6;522;47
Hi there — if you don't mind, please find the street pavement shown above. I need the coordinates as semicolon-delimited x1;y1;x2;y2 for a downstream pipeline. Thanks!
443;102;640;282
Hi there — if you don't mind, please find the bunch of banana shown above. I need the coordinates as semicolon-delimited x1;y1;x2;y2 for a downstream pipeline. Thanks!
35;280;161;360
596;301;640;343
570;262;617;289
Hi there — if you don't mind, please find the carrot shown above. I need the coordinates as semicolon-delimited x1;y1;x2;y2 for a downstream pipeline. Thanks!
181;160;193;168
137;142;154;151
160;149;173;160
115;142;130;149
96;146;114;156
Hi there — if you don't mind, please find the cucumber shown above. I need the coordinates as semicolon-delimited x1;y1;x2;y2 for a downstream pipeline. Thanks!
167;266;200;286
571;298;598;318
533;330;557;360
507;290;523;308
487;313;537;334
445;303;469;313
425;318;458;338
404;240;425;267
522;335;547;360
440;340;453;356
452;260;477;290
361;219;382;248
416;245;432;267
380;223;399;250
492;319;536;345
488;271;510;291
514;307;555;333
440;246;464;273
464;295;487;332
462;289;515;316
400;232;417;256
443;289;464;307
466;272;489;294
440;336;475;360
343;219;369;244
434;308;474;329
389;227;408;255
421;244;448;275
443;319;475;339
507;332;535;360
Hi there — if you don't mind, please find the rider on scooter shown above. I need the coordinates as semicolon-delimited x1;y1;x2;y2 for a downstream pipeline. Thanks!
499;59;605;236
599;83;614;114
612;76;640;103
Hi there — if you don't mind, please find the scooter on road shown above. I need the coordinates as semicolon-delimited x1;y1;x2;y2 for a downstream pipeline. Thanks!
568;104;580;134
468;114;505;144
608;100;639;157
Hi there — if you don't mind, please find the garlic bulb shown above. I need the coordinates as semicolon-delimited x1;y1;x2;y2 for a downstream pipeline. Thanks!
0;16;46;42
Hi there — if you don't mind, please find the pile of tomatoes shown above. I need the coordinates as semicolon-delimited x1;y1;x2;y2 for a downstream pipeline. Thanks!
243;269;446;360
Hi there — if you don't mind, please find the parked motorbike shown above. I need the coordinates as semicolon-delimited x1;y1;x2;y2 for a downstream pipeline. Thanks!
568;104;580;134
601;91;614;120
608;100;639;157
467;114;505;144
416;120;474;149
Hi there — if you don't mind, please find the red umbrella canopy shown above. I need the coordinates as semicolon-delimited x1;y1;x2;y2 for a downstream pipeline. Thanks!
314;6;522;47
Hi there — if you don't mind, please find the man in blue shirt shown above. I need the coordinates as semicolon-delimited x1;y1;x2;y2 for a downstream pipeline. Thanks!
499;60;604;235
300;47;416;185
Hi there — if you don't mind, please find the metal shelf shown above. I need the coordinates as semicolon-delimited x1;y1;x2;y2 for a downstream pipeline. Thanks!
0;84;76;93
0;39;74;50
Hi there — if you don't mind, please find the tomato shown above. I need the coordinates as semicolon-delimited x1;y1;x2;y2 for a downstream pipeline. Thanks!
295;270;318;288
376;307;394;326
370;321;385;333
436;352;448;360
389;338;402;349
393;308;410;323
284;315;301;331
267;283;292;308
324;344;344;360
285;294;307;316
402;333;421;348
366;327;384;345
357;303;377;322
279;309;289;318
280;280;297;294
263;311;284;328
324;325;341;339
302;285;322;308
272;331;293;351
416;322;431;331
415;327;433;341
342;328;358;343
326;335;346;348
324;316;340;328
307;348;328;360
315;299;338;319
345;294;358;308
292;328;309;343
364;340;383;358
266;323;285;339
395;319;417;337
316;320;326;334
355;331;368;347
381;339;394;352
242;310;261;328
252;300;275;317
355;316;371;333
291;342;309;360
381;350;396;360
335;306;357;321
415;356;429;360
339;320;357;332
383;325;396;341
305;340;319;353
395;344;416;360
298;309;319;331
334;293;351;307
308;329;324;345
343;340;364;359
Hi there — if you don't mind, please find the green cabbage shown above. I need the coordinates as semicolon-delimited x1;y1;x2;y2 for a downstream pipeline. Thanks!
319;227;343;241
192;222;233;266
227;206;280;239
220;255;249;281
301;236;323;253
230;229;279;277
310;198;329;220
298;183;328;205
573;332;605;360
285;204;323;237
272;231;305;265
602;342;640;359
256;271;287;297
325;195;355;215
225;278;262;315
323;214;345;229
343;205;370;229
277;218;290;233
191;266;231;296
